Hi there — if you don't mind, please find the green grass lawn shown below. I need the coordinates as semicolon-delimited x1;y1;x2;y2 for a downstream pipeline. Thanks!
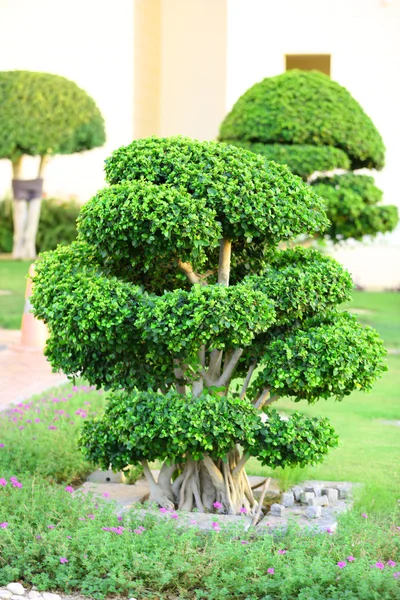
0;259;31;329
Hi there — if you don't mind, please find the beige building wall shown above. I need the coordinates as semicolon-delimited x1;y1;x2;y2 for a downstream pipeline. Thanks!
226;0;400;289
158;0;227;140
0;0;135;201
134;0;162;138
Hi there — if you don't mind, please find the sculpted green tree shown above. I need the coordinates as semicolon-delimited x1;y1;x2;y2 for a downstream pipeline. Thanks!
0;71;105;259
31;137;386;514
220;70;398;243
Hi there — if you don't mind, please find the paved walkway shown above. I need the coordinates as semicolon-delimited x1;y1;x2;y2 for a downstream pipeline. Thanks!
0;328;67;410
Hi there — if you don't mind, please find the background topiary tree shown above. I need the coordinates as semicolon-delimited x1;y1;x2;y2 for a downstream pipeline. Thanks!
31;137;387;514
0;70;106;259
219;70;398;243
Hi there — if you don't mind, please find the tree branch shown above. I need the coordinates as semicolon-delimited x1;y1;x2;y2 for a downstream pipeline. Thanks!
216;348;243;388
178;259;201;284
202;456;225;491
208;349;223;380
218;239;232;287
240;361;257;399
173;359;186;394
232;453;250;478
12;156;23;179
38;155;49;178
141;459;156;485
253;388;279;410
200;367;214;388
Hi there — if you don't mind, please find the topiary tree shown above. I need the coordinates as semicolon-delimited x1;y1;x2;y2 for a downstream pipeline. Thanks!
219;70;398;243
0;70;106;259
31;137;387;514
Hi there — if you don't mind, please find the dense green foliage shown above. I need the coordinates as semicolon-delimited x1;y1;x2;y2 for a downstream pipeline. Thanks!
102;136;328;242
252;312;386;402
32;137;387;511
229;142;351;180
219;70;398;241
0;198;79;253
0;477;399;599
0;71;105;159
219;70;385;170
80;390;337;469
312;181;399;241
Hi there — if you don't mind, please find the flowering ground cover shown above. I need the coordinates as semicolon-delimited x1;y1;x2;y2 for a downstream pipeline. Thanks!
0;383;106;484
0;476;399;599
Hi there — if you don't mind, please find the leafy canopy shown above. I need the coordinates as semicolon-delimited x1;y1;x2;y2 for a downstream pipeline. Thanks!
219;70;385;170
31;137;387;473
0;70;105;159
219;71;398;241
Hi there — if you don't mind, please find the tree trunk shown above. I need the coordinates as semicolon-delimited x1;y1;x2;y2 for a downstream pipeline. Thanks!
11;155;47;260
141;452;258;515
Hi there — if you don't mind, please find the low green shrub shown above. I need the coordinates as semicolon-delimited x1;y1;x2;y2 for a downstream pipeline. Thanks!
0;476;399;599
0;383;106;484
0;197;80;253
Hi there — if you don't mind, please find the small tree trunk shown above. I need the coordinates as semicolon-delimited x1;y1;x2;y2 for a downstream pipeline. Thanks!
11;155;47;260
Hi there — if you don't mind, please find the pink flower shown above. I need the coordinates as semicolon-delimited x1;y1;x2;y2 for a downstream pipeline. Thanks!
12;480;22;488
78;517;86;521
0;478;7;486
65;486;74;493
393;572;400;579
117;516;123;521
103;493;110;498
35;419;40;423
326;527;334;534
19;426;24;430
36;535;41;539
47;524;55;529
241;540;249;545
211;522;221;532
213;501;222;509
347;556;355;562
0;522;8;529
278;549;287;555
159;507;168;514
59;557;68;564
0;444;4;448
239;507;247;514
190;519;197;525
267;568;275;575
138;526;145;531
87;514;95;519
373;562;385;570
133;529;143;535
337;561;347;569
387;560;397;567
361;513;368;519
170;513;179;519
66;536;72;539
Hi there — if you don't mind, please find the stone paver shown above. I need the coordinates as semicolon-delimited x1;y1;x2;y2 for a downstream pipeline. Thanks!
0;329;67;409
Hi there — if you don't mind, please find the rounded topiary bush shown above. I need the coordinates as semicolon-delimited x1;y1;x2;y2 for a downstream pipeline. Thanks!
0;70;105;160
220;70;398;241
220;69;384;170
32;136;387;515
0;70;106;260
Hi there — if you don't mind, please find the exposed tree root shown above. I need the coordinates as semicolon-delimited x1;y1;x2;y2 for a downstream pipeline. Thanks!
141;452;258;515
